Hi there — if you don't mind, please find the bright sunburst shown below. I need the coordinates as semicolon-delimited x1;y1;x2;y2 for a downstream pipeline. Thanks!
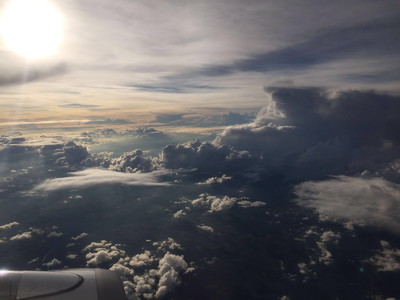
0;0;63;59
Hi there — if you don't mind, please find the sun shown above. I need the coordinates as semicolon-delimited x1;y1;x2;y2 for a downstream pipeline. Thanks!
0;0;63;59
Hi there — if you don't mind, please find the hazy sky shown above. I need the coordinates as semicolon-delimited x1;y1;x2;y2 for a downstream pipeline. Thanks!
0;0;399;124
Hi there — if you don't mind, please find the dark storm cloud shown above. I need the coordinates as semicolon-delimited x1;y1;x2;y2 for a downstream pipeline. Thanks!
163;18;400;82
161;140;230;170
214;87;400;179
0;140;89;168
160;140;254;173
0;63;68;86
155;86;400;202
110;149;158;173
65;142;89;161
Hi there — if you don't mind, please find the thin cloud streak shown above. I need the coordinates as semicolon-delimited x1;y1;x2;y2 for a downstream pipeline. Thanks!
162;18;400;82
0;119;91;126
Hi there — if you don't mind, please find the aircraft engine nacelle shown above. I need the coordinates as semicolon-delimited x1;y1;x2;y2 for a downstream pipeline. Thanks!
0;268;127;300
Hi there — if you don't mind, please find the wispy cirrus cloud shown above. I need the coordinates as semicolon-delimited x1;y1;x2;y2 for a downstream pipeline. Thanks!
84;119;133;125
160;18;400;88
0;119;90;126
59;103;99;108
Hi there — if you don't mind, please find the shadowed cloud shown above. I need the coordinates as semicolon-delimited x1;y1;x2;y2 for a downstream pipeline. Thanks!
0;63;68;86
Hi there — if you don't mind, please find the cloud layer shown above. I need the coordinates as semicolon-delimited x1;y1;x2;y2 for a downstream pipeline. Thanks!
33;169;170;192
215;87;400;179
155;87;400;188
295;176;400;233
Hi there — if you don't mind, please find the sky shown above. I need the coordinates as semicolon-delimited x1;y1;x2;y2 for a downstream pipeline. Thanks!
1;1;400;300
0;0;399;126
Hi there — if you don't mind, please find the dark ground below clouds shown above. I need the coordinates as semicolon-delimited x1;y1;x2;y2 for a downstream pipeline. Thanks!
1;171;399;300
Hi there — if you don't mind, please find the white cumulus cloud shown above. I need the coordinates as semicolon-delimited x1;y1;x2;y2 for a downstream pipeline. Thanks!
197;225;214;233
42;258;62;269
72;232;88;240
237;200;266;208
155;253;188;299
0;222;19;230
368;241;400;272
10;231;32;241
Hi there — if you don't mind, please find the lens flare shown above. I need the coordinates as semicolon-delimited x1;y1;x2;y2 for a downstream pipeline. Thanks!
0;0;63;59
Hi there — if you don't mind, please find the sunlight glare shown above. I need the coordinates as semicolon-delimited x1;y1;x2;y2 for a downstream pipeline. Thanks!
0;0;63;59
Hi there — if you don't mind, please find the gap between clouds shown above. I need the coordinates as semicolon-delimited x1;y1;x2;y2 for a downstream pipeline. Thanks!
33;168;171;192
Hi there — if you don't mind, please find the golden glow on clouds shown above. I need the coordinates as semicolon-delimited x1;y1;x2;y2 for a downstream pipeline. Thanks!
0;0;63;59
